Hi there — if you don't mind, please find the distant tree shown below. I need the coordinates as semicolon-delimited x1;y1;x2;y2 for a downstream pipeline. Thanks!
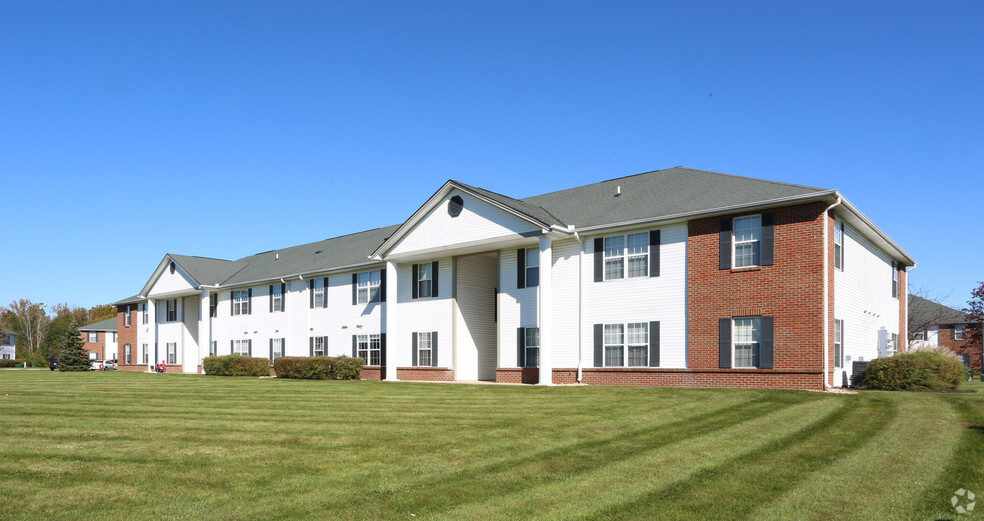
58;320;90;371
1;299;51;357
86;304;117;324
963;281;984;351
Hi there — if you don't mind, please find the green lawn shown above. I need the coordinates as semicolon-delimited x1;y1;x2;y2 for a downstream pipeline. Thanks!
0;371;981;520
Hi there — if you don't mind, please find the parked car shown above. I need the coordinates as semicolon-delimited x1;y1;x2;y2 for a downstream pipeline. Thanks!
102;360;118;371
90;360;104;371
49;358;61;371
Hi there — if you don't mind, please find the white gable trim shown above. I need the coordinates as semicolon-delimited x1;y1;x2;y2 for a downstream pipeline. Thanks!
140;256;201;298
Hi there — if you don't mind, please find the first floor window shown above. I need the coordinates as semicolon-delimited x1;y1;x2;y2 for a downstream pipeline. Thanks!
890;333;898;354
312;336;326;356
733;317;761;368
125;344;132;364
603;323;648;367
142;344;148;364
232;339;250;356
87;332;98;343
166;299;177;322
167;343;177;364
2;354;9;360
604;324;623;367
834;319;843;369
954;324;966;341
357;334;381;365
357;271;381;303
416;332;432;367
525;328;540;368
913;330;926;341
271;338;284;360
89;352;97;360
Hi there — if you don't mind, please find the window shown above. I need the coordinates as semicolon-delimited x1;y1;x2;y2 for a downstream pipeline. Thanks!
313;279;326;308
525;328;540;368
142;344;148;364
210;341;217;357
357;334;381;365
416;263;433;298
417;332;432;367
87;332;98;343
602;232;649;280
834;319;843;369
525;248;540;287
271;284;284;312
167;342;177;364
891;262;900;298
834;222;844;270
232;290;249;315
954;325;966;341
602;323;648;367
166;299;177;322
890;333;898;354
142;304;148;324
124;305;132;327
209;293;217;318
357;271;381;304
271;338;284;361
312;336;326;356
913;330;926;341
604;324;623;367
232;339;249;356
733;317;762;368
733;215;762;268
603;236;624;279
89;352;97;360
112;332;117;342
125;344;132;364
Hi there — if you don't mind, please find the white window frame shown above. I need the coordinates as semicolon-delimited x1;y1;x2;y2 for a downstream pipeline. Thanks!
166;299;177;322
834;319;843;369
312;336;326;357
232;290;249;316
142;344;148;364
87;331;98;343
525;248;540;287
167;342;178;364
314;280;326;308
602;322;649;367
272;285;284;312
209;293;217;318
602;232;650;281
954;325;966;341
417;332;432;366
124;344;132;364
913;330;926;341
142;304;148;324
271;338;284;360
357;271;381;304
417;263;433;298
525;327;540;368
892;262;899;299
89;352;97;360
733;317;762;368
834;221;844;271
124;305;132;327
733;215;762;268
232;339;249;356
357;333;381;365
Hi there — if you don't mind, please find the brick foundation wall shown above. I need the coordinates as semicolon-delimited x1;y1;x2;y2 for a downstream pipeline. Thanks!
557;368;822;389
362;366;383;380
495;368;540;384
397;367;455;381
688;202;827;390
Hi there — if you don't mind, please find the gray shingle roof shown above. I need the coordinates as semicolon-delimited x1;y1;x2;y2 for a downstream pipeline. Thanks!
80;317;118;331
520;167;831;228
909;295;971;327
112;294;146;306
453;180;565;228
168;255;245;287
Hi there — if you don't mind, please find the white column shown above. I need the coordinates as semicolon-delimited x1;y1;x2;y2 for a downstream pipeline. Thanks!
200;289;211;373
384;261;399;381
538;235;554;385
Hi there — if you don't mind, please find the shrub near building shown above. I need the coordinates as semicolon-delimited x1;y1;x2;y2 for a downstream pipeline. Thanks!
863;350;967;391
273;356;364;380
202;354;272;377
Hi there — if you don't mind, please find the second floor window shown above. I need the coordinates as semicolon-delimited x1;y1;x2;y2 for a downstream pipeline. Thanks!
603;232;649;280
209;293;217;318
87;332;98;343
166;299;177;322
124;305;131;327
357;271;381;304
954;324;966;341
416;263;433;298
733;215;762;268
232;290;249;315
834;222;844;270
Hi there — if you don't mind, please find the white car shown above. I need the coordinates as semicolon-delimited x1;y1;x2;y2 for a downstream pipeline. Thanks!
90;360;104;371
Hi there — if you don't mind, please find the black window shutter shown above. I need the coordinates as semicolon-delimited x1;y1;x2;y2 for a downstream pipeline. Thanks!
309;337;313;357
229;339;233;355
649;230;660;277
247;339;252;357
516;249;526;289
380;333;387;369
593;238;604;282
431;331;438;367
649;321;660;367
517;327;526;368
269;338;273;361
720;219;732;270
309;279;315;308
351;335;357;358
281;283;286;312
379;269;386;302
247;288;252;314
412;264;419;299
322;278;329;308
760;317;774;369
761;213;775;266
412;333;418;367
269;285;274;313
719;318;732;368
593;324;603;367
231;293;234;316
352;274;358;305
432;261;439;297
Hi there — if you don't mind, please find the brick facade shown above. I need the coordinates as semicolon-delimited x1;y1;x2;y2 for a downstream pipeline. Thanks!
79;331;109;360
495;368;540;384
362;366;384;380
397;367;455;381
117;304;140;371
936;324;982;373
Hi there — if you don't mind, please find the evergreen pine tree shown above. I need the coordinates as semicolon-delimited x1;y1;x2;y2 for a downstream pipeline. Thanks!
59;320;91;371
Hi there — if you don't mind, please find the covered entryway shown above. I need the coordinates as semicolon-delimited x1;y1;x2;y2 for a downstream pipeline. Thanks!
454;252;498;381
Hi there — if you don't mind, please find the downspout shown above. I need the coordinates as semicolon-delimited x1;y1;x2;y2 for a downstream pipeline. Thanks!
573;229;584;383
823;196;843;389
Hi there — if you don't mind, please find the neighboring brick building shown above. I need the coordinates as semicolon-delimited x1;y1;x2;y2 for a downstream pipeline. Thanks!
115;298;143;371
114;167;913;389
79;318;118;361
909;295;982;373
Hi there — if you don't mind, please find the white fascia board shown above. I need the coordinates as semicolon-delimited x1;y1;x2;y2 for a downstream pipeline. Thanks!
218;261;387;290
371;181;557;260
141;255;205;297
835;195;916;266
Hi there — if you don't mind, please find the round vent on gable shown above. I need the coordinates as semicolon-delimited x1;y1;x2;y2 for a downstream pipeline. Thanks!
169;261;176;274
448;195;464;217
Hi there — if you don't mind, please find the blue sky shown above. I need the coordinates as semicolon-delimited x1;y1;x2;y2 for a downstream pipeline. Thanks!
1;1;981;311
